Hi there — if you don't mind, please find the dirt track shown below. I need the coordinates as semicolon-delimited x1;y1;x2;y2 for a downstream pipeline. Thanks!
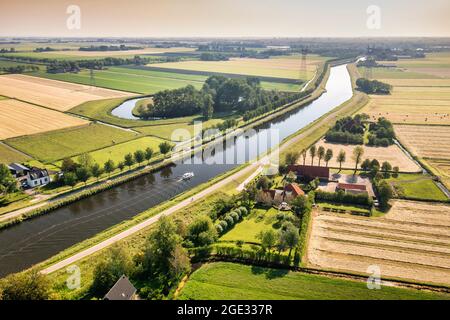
308;200;450;286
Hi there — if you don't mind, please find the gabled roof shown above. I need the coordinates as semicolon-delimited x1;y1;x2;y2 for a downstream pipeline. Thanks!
288;165;330;179
337;183;367;191
28;167;49;180
104;275;137;300
284;183;305;196
8;163;30;172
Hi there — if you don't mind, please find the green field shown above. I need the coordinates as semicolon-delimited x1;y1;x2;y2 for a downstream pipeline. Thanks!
0;59;43;74
73;136;165;165
220;208;284;244
386;173;448;201
179;262;449;300
32;66;302;94
5;123;138;163
0;143;30;164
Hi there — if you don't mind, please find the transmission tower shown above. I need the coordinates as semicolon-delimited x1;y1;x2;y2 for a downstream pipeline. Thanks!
365;45;374;79
300;47;308;83
90;68;96;87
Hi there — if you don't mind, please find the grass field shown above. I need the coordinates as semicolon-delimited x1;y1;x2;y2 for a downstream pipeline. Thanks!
149;55;327;81
0;142;30;164
219;208;283;244
33;66;301;94
5;123;139;163
0;99;88;140
0;59;43;74
70;136;165;165
178;262;449;300
385;173;448;201
308;201;450;286
0;73;134;111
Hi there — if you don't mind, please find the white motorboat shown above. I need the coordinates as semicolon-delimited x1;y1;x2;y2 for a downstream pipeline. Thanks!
182;172;195;180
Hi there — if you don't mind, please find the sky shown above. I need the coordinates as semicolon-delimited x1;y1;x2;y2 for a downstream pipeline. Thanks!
0;0;449;38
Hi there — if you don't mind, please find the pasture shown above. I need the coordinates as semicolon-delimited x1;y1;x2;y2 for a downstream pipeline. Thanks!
0;74;134;111
308;200;450;286
33;66;301;94
385;173;448;201
178;262;449;300
314;139;421;172
5;123;138;163
149;55;328;81
0;99;88;140
0;143;30;164
75;136;164;165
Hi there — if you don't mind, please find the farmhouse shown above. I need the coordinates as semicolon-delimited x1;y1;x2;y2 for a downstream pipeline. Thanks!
104;275;137;300
8;163;30;177
336;183;368;195
256;183;305;206
287;165;330;180
26;167;51;187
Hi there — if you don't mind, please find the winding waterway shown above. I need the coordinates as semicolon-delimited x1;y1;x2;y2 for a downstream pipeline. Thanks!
0;64;353;277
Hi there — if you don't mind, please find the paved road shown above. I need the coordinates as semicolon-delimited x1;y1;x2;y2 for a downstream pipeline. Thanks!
41;90;359;275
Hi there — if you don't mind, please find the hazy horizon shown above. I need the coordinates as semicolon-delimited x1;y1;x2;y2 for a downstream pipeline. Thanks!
1;0;449;38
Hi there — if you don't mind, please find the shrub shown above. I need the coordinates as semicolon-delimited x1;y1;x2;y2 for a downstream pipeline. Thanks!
230;211;240;223
186;216;218;247
215;224;223;234
224;215;234;226
315;190;372;206
237;207;248;216
219;220;228;230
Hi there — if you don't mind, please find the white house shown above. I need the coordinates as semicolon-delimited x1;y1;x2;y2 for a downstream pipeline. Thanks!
26;167;51;187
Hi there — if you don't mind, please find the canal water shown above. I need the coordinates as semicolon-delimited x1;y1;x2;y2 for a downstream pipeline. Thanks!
0;64;352;277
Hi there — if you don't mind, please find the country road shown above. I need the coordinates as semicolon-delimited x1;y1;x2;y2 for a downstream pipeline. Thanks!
41;79;360;274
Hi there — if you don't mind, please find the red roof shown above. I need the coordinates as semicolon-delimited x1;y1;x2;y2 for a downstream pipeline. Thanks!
337;183;367;191
288;165;330;179
284;183;305;196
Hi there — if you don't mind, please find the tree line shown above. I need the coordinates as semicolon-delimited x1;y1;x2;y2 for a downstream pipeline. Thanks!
46;56;149;73
356;78;392;94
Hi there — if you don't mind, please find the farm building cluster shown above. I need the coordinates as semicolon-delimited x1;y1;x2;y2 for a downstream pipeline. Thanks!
7;163;52;189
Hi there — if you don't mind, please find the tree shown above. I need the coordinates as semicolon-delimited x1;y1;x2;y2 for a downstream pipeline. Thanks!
0;270;51;300
63;172;77;189
91;163;102;181
361;159;371;171
257;230;277;253
104;160;115;177
90;245;134;297
0;164;17;196
202;94;214;120
75;166;91;186
77;153;94;169
285;171;297;183
280;224;299;259
61;158;78;173
159;142;172;156
392;166;399;178
324;149;333;167
352;146;364;173
381;161;392;178
186;216;218;247
256;176;270;190
124;153;135;169
309;145;316;165
337;150;346;172
142;216;190;290
284;151;300;166
118;161;125;172
317;146;325;166
144;147;154;164
377;180;393;210
291;195;311;217
301;149;307;165
134;150;145;166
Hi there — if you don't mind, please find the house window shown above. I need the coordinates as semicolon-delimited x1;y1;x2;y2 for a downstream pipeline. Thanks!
34;181;37;186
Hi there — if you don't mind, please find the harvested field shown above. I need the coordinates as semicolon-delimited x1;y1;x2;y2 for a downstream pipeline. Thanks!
0;74;134;111
0;99;88;140
149;55;327;81
395;125;450;159
314;139;421;172
395;125;450;188
308;200;450;286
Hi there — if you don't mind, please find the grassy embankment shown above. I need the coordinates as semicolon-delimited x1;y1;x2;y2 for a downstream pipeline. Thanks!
178;262;449;300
